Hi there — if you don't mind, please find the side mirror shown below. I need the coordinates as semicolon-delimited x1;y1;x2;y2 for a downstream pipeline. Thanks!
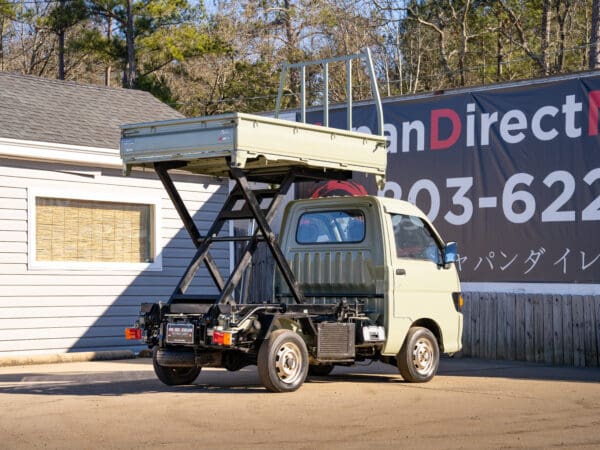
443;242;458;265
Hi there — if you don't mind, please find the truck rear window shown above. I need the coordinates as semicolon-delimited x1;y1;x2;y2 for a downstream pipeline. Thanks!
296;210;365;244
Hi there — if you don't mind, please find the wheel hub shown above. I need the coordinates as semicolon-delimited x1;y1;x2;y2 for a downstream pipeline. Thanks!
412;338;435;375
275;342;302;384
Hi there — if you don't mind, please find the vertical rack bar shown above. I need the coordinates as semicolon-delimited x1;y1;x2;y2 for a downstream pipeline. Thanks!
323;62;329;127
346;59;352;130
300;65;306;123
364;48;384;136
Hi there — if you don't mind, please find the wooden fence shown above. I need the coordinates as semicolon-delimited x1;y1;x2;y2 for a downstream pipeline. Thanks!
461;293;600;367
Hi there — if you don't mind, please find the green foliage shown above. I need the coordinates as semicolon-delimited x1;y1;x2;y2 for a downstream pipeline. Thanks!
0;1;16;19
70;27;123;63
135;72;176;105
224;60;281;111
45;0;88;34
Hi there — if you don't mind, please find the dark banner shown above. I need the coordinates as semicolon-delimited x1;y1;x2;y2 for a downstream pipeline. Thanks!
303;74;600;283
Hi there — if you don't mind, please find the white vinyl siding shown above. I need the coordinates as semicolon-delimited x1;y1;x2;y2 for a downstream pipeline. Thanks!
0;158;228;357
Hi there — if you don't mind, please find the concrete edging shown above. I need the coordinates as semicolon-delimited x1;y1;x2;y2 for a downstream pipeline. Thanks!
0;350;136;367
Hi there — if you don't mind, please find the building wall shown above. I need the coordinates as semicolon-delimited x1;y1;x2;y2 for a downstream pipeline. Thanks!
0;157;228;357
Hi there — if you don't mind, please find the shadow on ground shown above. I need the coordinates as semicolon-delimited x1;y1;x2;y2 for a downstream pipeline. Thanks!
0;357;599;397
0;365;406;397
0;366;265;396
437;356;600;383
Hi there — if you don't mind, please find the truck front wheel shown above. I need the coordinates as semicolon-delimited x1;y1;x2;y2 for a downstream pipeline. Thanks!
152;346;201;386
397;327;439;383
257;330;308;392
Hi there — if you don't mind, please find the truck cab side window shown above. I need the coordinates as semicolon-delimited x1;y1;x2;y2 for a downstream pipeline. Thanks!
391;214;441;264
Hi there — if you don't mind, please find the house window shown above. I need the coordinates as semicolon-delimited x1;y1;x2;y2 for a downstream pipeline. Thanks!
36;198;152;263
28;188;161;271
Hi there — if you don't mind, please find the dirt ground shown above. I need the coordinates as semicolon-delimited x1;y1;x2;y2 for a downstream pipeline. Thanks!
0;357;599;449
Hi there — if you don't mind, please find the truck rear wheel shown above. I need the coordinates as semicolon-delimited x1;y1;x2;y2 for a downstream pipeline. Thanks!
152;346;201;386
258;329;308;392
397;327;439;383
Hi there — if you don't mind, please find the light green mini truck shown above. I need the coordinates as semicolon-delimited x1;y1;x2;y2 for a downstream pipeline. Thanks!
123;53;462;392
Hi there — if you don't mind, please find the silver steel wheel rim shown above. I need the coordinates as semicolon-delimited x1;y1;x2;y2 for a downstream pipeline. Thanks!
412;338;435;376
275;342;303;385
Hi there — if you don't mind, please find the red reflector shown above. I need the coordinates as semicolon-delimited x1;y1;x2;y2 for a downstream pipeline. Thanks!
125;328;142;340
213;330;224;345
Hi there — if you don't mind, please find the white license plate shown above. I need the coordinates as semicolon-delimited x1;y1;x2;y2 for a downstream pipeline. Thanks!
166;323;194;344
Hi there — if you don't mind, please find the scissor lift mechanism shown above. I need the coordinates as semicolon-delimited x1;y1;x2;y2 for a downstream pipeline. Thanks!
156;163;356;308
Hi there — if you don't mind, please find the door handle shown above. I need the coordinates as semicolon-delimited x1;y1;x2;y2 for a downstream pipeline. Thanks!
396;268;406;275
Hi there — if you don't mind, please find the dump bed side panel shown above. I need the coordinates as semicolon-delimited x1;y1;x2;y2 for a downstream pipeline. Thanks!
120;112;387;184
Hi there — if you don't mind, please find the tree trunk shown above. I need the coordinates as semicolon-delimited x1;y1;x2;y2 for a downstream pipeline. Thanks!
0;17;4;71
125;0;136;88
541;0;551;75
591;0;600;69
555;0;572;73
396;25;403;95
105;16;112;87
457;0;472;87
411;12;455;86
58;0;65;80
496;30;503;82
283;0;298;105
58;31;65;79
412;26;422;93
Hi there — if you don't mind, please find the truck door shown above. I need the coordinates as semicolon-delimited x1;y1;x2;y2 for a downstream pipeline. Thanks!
387;213;460;349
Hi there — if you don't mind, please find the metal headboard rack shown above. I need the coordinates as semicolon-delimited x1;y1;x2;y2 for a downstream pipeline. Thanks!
274;49;384;136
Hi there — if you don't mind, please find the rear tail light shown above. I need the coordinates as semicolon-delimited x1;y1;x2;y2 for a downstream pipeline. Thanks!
212;330;233;346
125;328;143;340
452;292;464;312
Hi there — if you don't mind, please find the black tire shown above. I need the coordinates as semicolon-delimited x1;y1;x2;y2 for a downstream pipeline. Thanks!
308;364;334;377
152;346;201;386
397;327;439;383
257;329;308;393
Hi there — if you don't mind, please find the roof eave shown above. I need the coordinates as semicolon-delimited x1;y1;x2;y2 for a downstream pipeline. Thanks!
0;137;122;169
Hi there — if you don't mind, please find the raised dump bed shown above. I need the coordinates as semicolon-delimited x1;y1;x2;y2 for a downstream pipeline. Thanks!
120;112;387;186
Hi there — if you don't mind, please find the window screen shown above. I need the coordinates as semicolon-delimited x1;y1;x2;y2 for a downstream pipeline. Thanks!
35;197;153;263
